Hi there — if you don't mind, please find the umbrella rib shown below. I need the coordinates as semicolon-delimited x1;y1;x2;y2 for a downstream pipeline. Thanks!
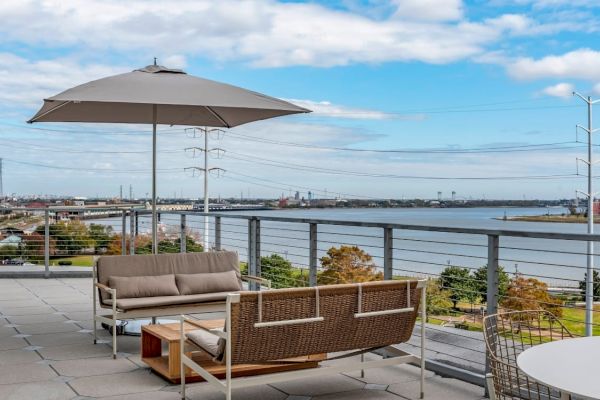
27;101;73;123
205;106;231;128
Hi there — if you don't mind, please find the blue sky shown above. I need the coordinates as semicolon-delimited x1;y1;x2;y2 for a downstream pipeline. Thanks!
1;0;599;200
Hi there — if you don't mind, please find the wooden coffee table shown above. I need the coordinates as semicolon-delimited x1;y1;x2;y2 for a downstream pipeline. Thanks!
141;320;325;383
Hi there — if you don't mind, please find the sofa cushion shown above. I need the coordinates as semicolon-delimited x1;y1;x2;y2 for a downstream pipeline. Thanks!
176;271;241;295
102;291;234;310
96;251;241;302
186;328;225;362
108;274;179;298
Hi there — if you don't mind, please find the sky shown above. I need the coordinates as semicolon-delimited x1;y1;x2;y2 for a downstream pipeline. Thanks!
1;0;600;200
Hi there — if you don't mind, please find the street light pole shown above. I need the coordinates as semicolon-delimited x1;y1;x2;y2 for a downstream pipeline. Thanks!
574;92;599;336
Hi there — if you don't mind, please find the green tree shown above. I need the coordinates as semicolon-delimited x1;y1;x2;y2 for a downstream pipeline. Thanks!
35;221;92;255
260;254;296;288
425;280;453;320
88;224;113;252
318;245;383;285
472;265;509;304
439;266;473;310
579;270;600;302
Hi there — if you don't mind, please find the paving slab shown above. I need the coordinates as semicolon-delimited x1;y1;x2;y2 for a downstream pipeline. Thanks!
0;348;42;365
270;374;364;396
0;299;47;309
0;305;56;316
26;331;93;347
53;304;92;313
184;383;287;400
38;342;113;361
0;335;28;350
6;313;69;325
344;363;434;385
0;380;76;400
0;326;18;338
16;321;81;335
69;369;166;397
45;296;90;306
99;391;183;400
51;357;140;377
0;363;57;384
315;388;401;399
387;375;485;400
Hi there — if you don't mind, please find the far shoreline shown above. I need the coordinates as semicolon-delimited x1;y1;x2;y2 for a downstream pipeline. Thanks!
497;215;590;224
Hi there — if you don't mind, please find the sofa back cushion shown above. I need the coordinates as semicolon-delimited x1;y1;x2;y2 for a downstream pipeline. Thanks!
97;251;240;302
108;274;180;299
176;271;241;295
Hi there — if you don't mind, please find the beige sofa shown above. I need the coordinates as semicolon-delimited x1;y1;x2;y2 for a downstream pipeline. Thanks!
92;251;269;358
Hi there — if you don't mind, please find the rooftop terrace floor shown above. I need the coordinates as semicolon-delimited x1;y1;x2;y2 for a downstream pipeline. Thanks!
0;278;486;400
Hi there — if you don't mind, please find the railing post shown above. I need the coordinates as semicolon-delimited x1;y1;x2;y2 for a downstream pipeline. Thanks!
486;234;500;316
44;209;50;278
121;210;127;256
384;227;393;280
214;216;222;251
248;218;257;290
309;223;318;287
134;210;139;236
129;209;135;255
180;214;187;253
255;219;261;289
485;234;500;395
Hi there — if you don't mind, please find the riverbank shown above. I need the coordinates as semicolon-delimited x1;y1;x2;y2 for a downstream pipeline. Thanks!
499;214;588;223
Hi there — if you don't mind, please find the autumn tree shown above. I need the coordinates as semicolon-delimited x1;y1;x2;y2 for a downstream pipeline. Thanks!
317;245;382;285
500;276;563;318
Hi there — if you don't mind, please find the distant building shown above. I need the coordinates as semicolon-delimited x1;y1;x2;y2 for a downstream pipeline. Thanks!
0;235;22;247
294;191;300;201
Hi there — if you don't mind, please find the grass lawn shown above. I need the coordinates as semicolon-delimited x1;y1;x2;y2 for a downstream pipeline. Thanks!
557;306;600;336
51;255;94;267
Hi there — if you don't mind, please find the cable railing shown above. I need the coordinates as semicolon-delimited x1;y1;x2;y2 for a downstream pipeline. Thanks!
1;206;600;385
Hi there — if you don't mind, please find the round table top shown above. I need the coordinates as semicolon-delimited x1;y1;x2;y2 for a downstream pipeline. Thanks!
517;336;600;400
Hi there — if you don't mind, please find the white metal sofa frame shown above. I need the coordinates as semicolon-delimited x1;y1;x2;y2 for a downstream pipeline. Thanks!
92;257;269;359
180;279;427;400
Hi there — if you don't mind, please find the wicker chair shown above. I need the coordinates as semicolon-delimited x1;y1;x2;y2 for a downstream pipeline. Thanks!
180;280;427;400
483;310;573;400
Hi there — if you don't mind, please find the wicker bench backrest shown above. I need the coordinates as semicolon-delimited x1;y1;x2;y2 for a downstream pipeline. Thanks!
229;280;422;364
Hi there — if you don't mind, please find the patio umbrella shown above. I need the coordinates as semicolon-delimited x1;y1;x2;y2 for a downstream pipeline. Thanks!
28;63;310;253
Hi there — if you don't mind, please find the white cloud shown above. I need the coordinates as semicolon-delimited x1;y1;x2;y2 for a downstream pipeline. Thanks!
507;49;600;81
541;82;574;97
594;83;600;95
282;99;425;120
0;0;559;68
391;0;463;21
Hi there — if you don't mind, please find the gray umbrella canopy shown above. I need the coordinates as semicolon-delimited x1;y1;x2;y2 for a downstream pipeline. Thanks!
28;64;310;253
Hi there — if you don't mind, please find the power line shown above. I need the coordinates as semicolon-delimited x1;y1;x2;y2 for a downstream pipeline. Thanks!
2;158;181;174
226;131;587;154
225;151;581;181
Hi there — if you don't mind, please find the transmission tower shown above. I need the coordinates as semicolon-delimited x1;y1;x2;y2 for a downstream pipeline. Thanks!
574;92;599;337
185;127;226;250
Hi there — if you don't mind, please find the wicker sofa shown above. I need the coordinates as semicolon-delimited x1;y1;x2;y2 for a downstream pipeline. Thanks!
180;279;427;400
92;251;268;358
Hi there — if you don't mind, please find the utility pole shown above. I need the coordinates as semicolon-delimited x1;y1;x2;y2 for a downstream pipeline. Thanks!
185;127;225;251
0;158;3;198
119;185;123;201
574;92;599;337
129;184;133;201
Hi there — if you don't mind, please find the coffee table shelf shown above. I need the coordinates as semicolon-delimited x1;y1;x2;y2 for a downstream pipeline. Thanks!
141;320;325;383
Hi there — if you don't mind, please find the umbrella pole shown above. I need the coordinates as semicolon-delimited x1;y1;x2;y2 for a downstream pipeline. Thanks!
152;105;158;254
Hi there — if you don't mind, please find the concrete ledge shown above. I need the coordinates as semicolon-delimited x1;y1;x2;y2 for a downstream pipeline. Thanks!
0;271;92;279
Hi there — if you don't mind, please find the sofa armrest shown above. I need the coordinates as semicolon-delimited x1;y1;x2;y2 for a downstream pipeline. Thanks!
242;275;271;290
181;315;226;339
95;282;116;298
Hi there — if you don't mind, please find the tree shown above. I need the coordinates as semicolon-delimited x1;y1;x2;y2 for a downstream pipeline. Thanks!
35;221;92;255
318;245;383;285
579;270;600;302
425;280;453;320
260;254;296;288
500;276;563;318
472;265;509;303
88;224;113;252
439;266;473;310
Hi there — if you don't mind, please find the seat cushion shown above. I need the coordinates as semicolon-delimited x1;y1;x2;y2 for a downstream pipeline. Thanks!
108;274;180;298
102;291;235;310
176;270;242;295
186;328;225;362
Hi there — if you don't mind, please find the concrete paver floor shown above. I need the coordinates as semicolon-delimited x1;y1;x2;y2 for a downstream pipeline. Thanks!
0;278;486;400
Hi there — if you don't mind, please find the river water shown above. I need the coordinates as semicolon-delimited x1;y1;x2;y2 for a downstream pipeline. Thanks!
94;207;594;286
